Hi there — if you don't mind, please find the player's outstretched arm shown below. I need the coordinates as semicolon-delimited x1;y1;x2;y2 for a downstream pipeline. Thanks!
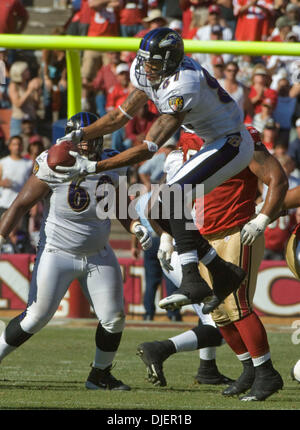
59;88;149;145
0;175;50;245
56;111;186;178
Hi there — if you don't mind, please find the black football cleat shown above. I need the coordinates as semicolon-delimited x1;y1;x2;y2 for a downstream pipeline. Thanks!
85;364;131;391
136;341;175;387
159;263;212;311
222;364;255;397
194;367;234;385
239;370;283;401
202;257;246;314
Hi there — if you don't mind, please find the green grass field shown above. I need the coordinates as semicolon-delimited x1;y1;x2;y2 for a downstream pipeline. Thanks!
0;319;299;411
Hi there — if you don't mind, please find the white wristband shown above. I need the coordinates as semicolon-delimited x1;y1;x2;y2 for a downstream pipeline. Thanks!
144;140;158;152
0;235;5;247
255;213;271;230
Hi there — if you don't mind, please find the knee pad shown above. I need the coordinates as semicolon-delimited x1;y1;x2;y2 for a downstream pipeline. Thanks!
95;320;123;352
5;314;33;347
192;324;223;349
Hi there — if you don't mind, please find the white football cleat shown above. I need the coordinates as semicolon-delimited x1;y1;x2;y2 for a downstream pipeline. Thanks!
291;359;300;383
159;294;191;311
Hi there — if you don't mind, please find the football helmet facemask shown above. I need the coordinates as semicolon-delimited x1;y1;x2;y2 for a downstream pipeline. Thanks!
65;111;103;161
135;28;184;88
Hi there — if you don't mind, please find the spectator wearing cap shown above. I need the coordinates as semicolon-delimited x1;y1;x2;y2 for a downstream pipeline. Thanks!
106;63;134;152
192;24;233;73
119;1;147;38
272;77;297;145
193;4;233;41
245;64;278;123
269;15;294;41
288;118;300;171
218;60;252;120
261;118;280;153
134;8;168;38
252;97;276;133
233;0;274;41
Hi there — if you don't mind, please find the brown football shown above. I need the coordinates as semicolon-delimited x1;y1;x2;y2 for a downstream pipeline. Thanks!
47;140;77;172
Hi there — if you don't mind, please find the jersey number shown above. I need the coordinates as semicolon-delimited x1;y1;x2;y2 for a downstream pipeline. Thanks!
202;68;233;104
68;178;90;212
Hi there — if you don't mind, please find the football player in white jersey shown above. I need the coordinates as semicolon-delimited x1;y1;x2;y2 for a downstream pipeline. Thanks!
0;112;152;391
56;28;256;317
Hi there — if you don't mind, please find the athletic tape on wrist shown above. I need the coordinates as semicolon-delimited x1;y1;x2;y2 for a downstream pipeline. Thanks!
0;235;5;247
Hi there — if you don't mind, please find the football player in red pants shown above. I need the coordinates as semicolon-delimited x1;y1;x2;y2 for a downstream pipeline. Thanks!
137;126;287;401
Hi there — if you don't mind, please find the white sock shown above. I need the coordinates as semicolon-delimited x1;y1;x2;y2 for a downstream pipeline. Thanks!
169;330;198;352
179;250;198;266
200;248;217;265
237;351;252;361
199;347;217;361
252;352;271;367
0;332;17;362
93;347;117;370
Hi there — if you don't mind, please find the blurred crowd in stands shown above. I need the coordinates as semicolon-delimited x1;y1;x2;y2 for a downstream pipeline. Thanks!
1;0;300;268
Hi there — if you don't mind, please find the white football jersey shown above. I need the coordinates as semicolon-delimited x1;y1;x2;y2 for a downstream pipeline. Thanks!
130;56;243;144
33;149;128;255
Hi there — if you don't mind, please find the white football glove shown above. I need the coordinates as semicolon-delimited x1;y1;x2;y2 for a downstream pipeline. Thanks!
55;151;97;178
157;232;174;272
241;213;270;245
132;222;152;250
56;129;83;145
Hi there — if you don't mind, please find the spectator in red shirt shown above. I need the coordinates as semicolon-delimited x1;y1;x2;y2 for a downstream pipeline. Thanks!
106;63;134;152
0;0;28;34
233;0;274;41
125;103;158;147
91;51;122;116
245;64;278;124
119;0;147;37
81;0;121;110
66;0;92;36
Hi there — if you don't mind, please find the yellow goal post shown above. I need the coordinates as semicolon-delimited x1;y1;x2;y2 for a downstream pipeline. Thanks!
0;34;299;117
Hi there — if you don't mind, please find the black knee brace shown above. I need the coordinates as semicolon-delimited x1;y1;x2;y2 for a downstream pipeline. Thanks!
5;314;33;347
95;322;122;352
192;324;223;349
